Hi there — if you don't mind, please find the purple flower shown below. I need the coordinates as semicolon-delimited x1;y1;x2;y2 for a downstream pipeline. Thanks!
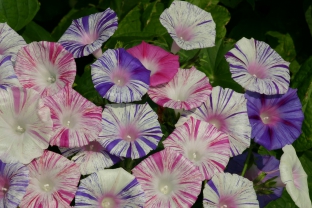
245;88;304;150
91;48;150;103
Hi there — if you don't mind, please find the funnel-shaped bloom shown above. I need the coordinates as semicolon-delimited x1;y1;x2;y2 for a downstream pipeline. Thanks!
163;117;230;180
225;37;290;95
75;168;145;207
60;140;121;175
15;41;76;98
0;55;20;89
0;87;52;164
59;9;118;58
127;41;179;86
43;85;102;148
177;86;251;156
148;67;212;110
0;23;26;61
0;160;29;208
279;145;311;208
99;103;163;159
160;1;216;53
20;151;80;208
91;48;150;103
132;149;203;207
245;88;303;150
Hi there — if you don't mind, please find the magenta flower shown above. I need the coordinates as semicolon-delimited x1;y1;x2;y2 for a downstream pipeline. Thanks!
225;37;290;95
60;140;121;175
91;48;150;103
15;41;76;98
0;160;29;208
245;88;304;150
127;41;179;86
0;23;26;61
20;150;80;208
0;55;21;89
43;84;102;148
99;103;163;159
178;86;251;156
75;168;145;207
148;67;212;110
0;87;52;164
163;117;230;180
59;9;118;58
132;149;203;207
160;1;216;53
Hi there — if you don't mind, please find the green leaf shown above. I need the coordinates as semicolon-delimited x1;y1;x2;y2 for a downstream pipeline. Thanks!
0;0;40;31
51;7;98;40
257;146;277;157
206;5;231;39
220;0;243;8
142;1;167;36
266;189;297;208
289;60;300;81
188;0;219;8
20;21;55;43
266;31;296;62
291;57;312;152
304;0;312;37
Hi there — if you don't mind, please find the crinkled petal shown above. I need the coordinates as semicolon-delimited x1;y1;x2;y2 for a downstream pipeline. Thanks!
148;67;212;110
0;55;21;89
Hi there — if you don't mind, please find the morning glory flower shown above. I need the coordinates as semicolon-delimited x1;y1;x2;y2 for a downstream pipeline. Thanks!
15;41;76;98
160;0;216;53
0;87;52;164
177;86;251;156
20;151;80;208
91;48;150;103
245;88;304;150
279;145;311;208
148;67;212;110
59;8;118;58
0;160;29;208
163;117;230;180
60;140;121;175
225;37;290;95
99;103;163;159
127;41;179;86
43;84;102;148
0;22;26;61
132;149;203;207
75;168;145;207
0;55;20;89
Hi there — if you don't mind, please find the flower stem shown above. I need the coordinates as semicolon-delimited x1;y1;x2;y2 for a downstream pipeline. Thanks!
241;143;254;177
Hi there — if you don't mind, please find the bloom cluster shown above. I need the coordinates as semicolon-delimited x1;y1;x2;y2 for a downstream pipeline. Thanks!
0;1;310;208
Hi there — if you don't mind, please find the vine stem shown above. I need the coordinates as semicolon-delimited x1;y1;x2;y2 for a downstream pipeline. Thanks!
241;143;254;177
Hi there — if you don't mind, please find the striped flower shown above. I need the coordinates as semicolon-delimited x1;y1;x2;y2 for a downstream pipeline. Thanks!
203;173;259;207
160;1;216;53
225;37;290;95
15;41;76;98
99;103;163;159
0;23;26;61
245;88;304;150
43;84;102;148
0;160;29;208
59;8;118;58
0;55;20;89
127;41;179;86
20;151;80;208
91;48;150;103
163;117;230;180
148;67;212;110
177;86;251;156
60;140;121;175
132;149;203;207
0;87;52;164
75;168;145;207
279;145;311;208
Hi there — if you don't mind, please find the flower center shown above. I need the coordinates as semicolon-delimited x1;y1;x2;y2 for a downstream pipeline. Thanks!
218;195;236;208
47;76;56;83
111;68;131;87
84;141;103;152
81;32;98;45
62;115;78;129
175;25;194;41
188;151;201;162
259;107;280;126
39;178;55;193
208;118;222;130
0;176;9;197
157;176;177;196
16;125;25;133
119;124;140;142
101;197;115;208
247;62;267;79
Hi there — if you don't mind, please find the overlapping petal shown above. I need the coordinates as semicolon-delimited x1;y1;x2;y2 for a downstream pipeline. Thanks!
225;37;290;95
148;67;212;110
0;55;20;89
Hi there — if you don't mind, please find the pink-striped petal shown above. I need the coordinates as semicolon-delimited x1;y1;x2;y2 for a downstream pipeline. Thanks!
43;85;102;148
132;149;203;207
163;117;230;180
148;67;212;110
15;41;76;97
20;150;80;208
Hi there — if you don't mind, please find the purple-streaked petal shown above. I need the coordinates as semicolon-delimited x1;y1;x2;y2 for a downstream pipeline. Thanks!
0;55;21;89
